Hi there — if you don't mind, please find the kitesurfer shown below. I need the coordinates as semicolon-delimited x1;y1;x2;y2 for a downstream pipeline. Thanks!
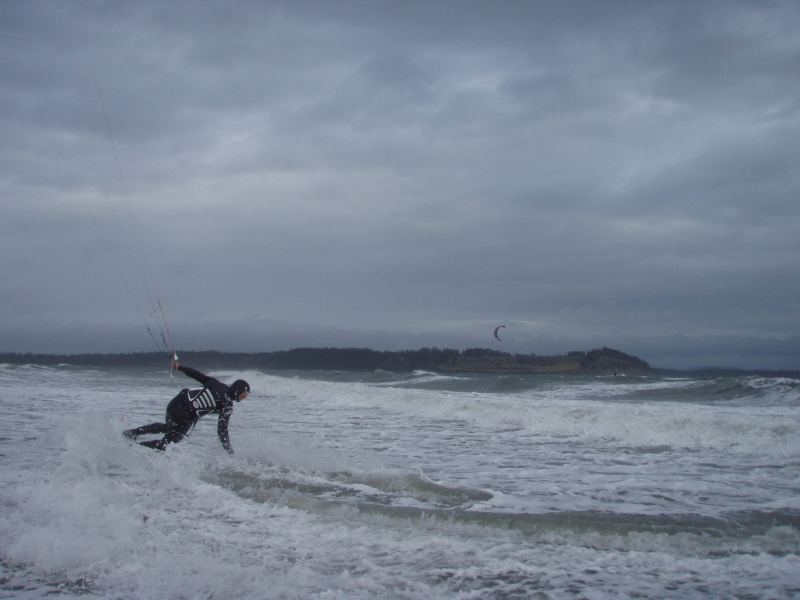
493;325;506;341
124;360;250;454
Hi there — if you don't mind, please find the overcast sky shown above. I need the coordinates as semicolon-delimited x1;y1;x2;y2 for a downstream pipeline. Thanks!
1;1;799;369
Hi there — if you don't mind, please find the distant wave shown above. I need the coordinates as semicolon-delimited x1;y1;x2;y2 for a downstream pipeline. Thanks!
634;376;800;406
371;370;472;388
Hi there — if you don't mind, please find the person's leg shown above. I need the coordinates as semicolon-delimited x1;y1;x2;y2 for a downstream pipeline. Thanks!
138;418;193;450
124;390;187;441
138;390;195;451
123;423;167;439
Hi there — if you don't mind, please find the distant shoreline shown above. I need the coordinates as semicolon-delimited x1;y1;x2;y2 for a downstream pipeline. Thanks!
1;347;796;378
1;346;648;373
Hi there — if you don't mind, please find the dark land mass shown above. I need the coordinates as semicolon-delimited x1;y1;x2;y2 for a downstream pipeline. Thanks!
1;346;654;374
3;348;796;377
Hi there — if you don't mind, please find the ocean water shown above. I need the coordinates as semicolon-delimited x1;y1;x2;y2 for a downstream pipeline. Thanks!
0;364;798;599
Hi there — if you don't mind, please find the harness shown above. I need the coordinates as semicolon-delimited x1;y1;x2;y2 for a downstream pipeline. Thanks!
190;388;217;412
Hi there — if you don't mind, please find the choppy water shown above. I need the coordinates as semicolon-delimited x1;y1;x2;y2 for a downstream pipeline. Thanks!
1;364;798;599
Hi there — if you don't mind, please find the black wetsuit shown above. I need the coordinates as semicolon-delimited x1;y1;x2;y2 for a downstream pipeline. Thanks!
124;365;236;453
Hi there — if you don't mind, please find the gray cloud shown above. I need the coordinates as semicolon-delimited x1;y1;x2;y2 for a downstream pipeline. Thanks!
1;0;799;369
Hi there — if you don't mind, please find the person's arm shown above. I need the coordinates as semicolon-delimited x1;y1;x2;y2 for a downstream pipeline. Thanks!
176;364;214;386
217;406;234;454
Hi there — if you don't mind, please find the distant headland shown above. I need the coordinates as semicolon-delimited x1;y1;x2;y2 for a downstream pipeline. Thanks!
0;346;652;374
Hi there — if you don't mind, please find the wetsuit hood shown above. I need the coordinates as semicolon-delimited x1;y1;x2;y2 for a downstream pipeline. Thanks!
230;379;250;401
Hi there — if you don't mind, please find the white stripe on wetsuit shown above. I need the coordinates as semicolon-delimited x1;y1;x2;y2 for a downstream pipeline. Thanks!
191;389;216;411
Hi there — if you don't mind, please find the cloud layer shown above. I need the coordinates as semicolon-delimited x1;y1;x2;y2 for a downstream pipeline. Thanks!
2;1;799;368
